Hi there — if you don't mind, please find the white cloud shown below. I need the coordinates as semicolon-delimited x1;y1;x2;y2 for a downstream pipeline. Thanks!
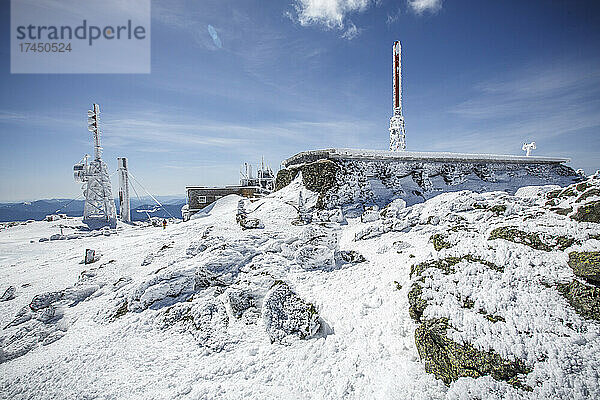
407;0;442;15
292;0;372;29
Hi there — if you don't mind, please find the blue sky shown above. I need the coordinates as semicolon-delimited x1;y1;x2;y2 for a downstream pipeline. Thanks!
1;0;599;201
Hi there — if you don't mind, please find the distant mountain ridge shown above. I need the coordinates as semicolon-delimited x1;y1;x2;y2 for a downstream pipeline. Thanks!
0;197;186;222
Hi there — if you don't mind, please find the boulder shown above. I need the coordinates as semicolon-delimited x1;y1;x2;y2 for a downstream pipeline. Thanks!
408;283;427;322
556;279;600;321
294;245;335;270
157;298;229;351
226;288;256;319
568;252;600;284
430;234;453;251
262;282;320;343
488;227;574;252
572;201;600;223
335;250;366;264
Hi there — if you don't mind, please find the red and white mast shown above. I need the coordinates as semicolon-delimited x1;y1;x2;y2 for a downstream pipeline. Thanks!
389;41;406;151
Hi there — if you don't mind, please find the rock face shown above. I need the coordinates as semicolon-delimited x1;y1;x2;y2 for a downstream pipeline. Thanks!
262;282;320;344
275;150;579;209
415;318;531;390
556;280;600;321
274;160;339;209
572;201;600;223
568;252;600;284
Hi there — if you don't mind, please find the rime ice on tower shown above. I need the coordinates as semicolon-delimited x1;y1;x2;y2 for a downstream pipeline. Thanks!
73;104;117;229
389;41;406;151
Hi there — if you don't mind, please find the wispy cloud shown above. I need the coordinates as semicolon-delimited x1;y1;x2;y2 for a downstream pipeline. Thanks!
97;108;379;155
207;25;222;48
341;20;361;40
407;0;442;15
434;59;600;162
386;8;401;25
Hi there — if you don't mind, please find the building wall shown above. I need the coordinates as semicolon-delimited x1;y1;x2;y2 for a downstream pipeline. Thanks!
186;187;258;212
276;157;580;209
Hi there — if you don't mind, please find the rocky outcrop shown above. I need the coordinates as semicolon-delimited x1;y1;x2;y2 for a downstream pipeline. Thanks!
488;227;575;252
430;234;453;251
1;285;99;363
556;280;600;321
415;318;531;390
572;201;600;223
407;255;530;389
275;160;340;209
0;286;16;302
226;288;257;321
568;252;600;284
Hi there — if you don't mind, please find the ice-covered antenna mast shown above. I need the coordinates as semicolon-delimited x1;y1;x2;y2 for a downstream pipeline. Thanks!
389;41;406;151
88;103;102;160
73;103;117;229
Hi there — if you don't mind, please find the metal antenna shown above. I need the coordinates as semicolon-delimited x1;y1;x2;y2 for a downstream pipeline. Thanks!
389;41;406;151
74;103;117;229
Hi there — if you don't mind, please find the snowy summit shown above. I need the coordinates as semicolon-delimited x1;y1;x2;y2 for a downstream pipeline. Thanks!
1;172;600;399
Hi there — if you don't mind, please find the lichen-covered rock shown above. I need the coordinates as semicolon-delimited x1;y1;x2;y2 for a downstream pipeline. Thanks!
415;318;531;390
576;188;600;203
489;204;507;215
110;300;128;321
568;252;600;284
430;234;453;251
408;283;427;322
488;227;574;252
262;282;320;343
275;160;340;209
571;201;600;223
410;255;503;280
556;280;600;321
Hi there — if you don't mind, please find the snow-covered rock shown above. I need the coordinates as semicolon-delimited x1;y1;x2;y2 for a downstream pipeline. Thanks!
262;282;320;344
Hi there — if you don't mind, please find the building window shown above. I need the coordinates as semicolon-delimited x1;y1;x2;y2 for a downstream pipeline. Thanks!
198;196;207;203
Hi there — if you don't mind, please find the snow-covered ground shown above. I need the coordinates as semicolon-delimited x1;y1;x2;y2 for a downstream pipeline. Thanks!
1;175;599;399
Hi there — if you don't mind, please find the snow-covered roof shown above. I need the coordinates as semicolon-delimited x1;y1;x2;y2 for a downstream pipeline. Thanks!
282;148;570;168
